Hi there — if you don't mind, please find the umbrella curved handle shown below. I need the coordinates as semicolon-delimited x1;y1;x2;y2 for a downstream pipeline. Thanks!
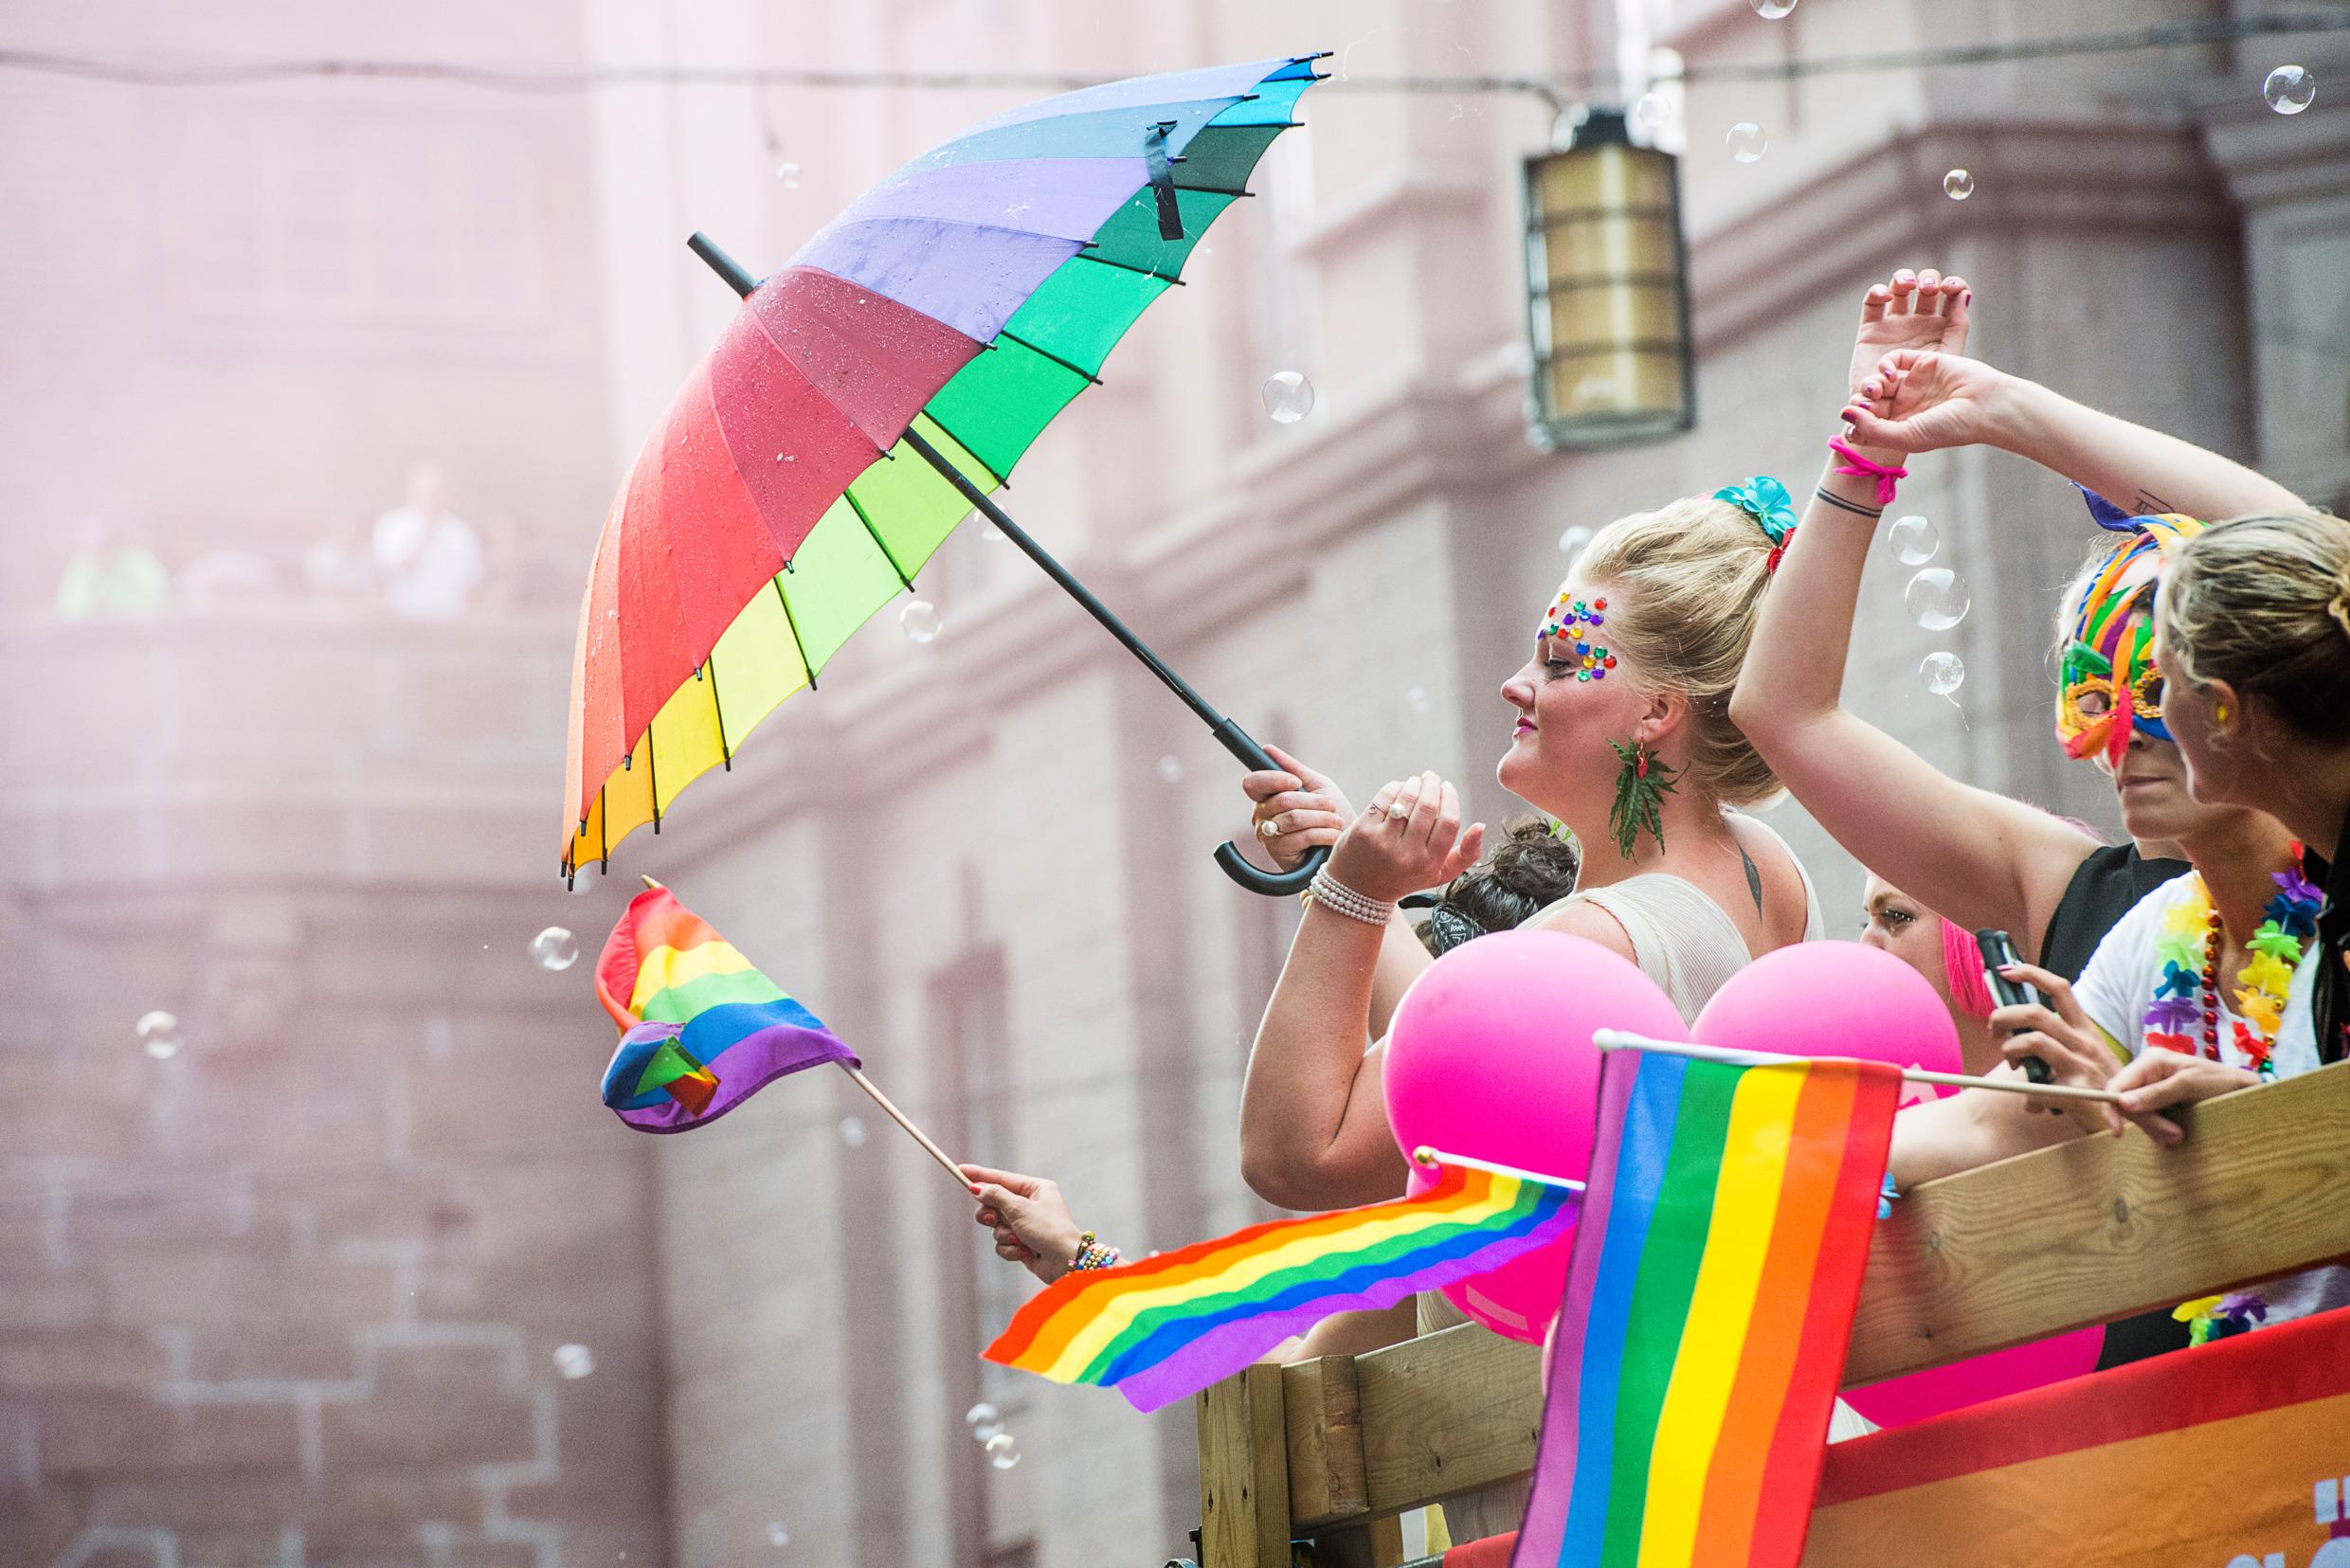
1213;839;1328;898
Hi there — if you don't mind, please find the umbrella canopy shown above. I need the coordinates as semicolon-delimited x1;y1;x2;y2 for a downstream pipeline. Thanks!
566;56;1323;877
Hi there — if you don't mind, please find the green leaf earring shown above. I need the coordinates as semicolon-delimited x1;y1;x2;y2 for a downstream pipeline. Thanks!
1606;739;1678;858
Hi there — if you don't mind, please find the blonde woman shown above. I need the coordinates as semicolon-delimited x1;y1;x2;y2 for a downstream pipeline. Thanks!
2126;511;2350;1123
1236;494;1825;1215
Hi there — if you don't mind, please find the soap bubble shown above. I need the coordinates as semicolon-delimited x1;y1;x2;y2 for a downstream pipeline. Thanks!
838;1116;868;1149
984;1432;1021;1470
766;1523;791;1548
529;927;579;971
1943;169;1975;201
1920;651;1965;696
964;1401;999;1428
981;521;1004;542
1889;514;1939;566
1633;92;1671;130
971;1415;1005;1444
1558;524;1594;558
1261;370;1315;424
552;1343;594;1379
1406;686;1432;716
899;601;941;643
775;160;803;187
1726;123;1767;163
136;1011;182;1060
1905;568;1971;631
1157;754;1184;784
2263;65;2315;115
1749;0;1797;16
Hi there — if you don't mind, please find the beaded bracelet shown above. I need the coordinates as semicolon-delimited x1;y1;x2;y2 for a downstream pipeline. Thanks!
1308;867;1396;927
1071;1231;1122;1271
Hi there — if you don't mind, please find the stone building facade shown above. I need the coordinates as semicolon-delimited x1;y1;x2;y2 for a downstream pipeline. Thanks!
2;1;2344;1565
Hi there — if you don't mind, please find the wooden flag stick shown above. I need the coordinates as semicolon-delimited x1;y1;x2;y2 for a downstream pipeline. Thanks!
638;875;974;1192
1592;1030;2125;1105
839;1064;970;1189
1410;1144;1586;1194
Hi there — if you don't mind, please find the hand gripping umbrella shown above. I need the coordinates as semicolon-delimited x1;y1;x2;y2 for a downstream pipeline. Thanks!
564;56;1329;896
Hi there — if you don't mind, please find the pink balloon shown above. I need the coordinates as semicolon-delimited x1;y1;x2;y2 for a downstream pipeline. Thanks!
1690;940;1961;1082
1699;943;2094;1422
1842;1329;2104;1428
1383;929;1685;1343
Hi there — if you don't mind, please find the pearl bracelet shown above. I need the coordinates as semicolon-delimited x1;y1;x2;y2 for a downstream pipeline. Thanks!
1308;868;1396;927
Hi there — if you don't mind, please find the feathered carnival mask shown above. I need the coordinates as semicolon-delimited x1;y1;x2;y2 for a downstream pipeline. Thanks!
2057;490;2207;766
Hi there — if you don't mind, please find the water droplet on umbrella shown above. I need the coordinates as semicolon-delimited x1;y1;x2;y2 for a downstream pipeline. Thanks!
2264;65;2315;114
1634;92;1671;130
1558;524;1594;558
1905;568;1971;631
1157;754;1184;784
1943;169;1975;201
1406;686;1431;715
136;1011;182;1060
900;601;941;643
1920;651;1965;696
553;1343;594;1379
1889;514;1939;565
767;1523;791;1549
838;1116;867;1148
1261;370;1315;424
965;1401;999;1428
530;928;578;971
1726;123;1767;163
1750;0;1796;15
985;1433;1021;1469
775;160;803;187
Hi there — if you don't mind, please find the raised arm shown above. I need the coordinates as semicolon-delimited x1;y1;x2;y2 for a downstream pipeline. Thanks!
1730;273;2099;955
1846;352;2306;521
1239;774;1482;1211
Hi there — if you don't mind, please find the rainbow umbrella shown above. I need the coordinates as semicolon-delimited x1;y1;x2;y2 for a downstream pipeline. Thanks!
565;56;1328;895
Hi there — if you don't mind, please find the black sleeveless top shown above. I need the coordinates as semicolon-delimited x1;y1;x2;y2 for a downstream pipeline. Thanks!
2035;843;2195;1371
2038;842;2190;982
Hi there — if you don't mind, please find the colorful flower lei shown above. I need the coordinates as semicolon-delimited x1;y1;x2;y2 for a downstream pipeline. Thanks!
2145;846;2323;1078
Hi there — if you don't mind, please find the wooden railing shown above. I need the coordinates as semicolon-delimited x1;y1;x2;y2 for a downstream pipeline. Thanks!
1194;1060;2350;1567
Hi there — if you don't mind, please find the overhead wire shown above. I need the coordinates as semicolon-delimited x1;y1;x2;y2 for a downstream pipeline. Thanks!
0;11;2342;117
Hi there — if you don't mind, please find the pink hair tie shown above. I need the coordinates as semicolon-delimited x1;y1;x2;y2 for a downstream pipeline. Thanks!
1828;438;1908;507
1940;918;1996;1019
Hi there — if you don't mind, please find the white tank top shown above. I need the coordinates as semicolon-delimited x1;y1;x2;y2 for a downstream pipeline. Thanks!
1530;814;1826;1022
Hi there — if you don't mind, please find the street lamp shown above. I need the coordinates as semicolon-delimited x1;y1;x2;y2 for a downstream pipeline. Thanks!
1523;107;1694;449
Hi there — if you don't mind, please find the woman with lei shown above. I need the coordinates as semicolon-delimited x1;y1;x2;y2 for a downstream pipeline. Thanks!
1826;331;2342;1340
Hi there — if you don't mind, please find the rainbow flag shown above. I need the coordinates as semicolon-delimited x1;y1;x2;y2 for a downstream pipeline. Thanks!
1512;1050;1899;1568
594;887;854;1132
985;1162;1580;1413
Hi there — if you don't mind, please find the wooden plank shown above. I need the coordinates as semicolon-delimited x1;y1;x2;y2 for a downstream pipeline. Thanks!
1354;1324;1542;1521
1844;1058;2350;1385
1282;1353;1369;1528
1197;1362;1292;1568
1249;1063;2350;1537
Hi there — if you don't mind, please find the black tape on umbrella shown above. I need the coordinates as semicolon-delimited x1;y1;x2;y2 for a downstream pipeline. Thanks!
1144;121;1184;242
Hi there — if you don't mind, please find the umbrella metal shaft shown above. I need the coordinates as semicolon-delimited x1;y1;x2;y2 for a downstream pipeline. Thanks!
901;427;1278;777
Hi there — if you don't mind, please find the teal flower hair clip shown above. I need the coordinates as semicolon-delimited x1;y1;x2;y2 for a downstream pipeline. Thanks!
1713;475;1799;572
1713;475;1799;547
